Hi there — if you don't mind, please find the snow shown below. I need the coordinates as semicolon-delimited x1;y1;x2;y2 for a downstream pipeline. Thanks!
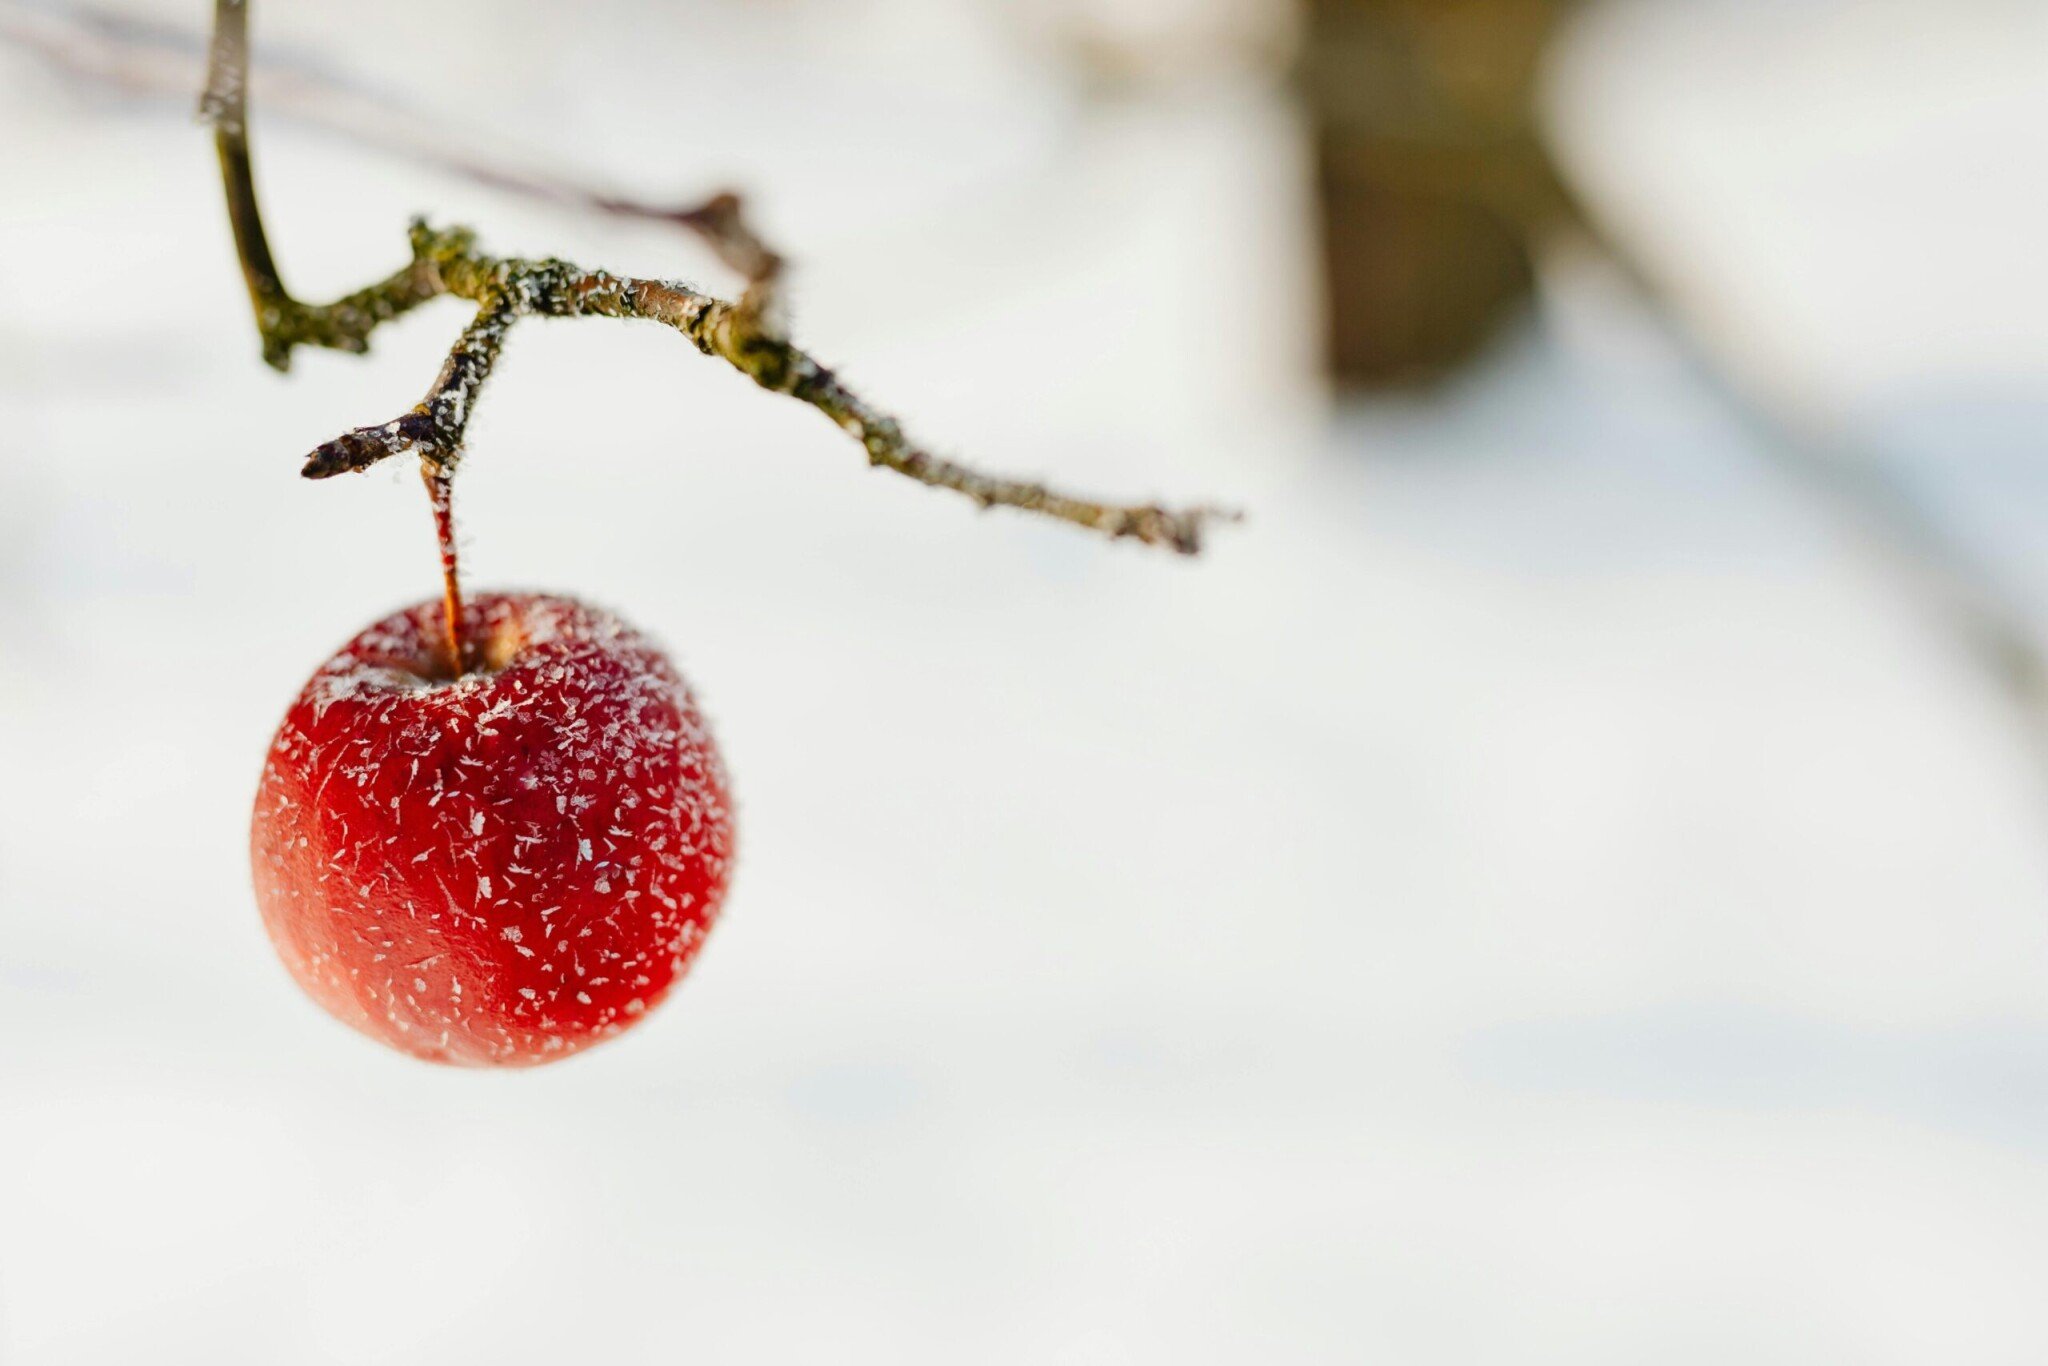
0;0;2045;1362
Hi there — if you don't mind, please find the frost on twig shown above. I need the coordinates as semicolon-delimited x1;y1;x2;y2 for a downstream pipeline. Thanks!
195;0;1231;553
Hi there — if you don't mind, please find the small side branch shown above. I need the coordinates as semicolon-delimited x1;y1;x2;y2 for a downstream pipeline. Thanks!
305;282;516;477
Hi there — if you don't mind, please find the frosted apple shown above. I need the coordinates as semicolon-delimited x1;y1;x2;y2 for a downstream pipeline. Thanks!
250;592;734;1065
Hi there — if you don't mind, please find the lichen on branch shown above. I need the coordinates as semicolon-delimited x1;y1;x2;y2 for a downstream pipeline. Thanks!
195;0;1232;554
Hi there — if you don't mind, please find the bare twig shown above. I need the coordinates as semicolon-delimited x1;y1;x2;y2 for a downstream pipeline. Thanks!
192;2;437;369
293;222;1229;552
187;0;1225;552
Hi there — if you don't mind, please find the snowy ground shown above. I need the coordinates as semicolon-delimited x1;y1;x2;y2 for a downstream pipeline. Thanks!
1;0;2045;1362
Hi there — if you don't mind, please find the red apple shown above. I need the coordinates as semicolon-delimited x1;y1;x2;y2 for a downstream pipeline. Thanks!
250;592;734;1066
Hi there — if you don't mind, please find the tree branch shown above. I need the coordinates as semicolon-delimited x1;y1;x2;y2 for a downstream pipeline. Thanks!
295;223;1231;551
195;0;438;369
191;0;1227;552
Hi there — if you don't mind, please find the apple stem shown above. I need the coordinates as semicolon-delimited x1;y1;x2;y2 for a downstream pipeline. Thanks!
422;460;465;677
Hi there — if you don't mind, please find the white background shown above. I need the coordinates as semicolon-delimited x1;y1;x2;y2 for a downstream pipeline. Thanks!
2;0;2046;1361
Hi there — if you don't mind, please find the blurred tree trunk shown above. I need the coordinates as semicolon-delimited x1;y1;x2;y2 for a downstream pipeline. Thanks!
1304;0;1574;385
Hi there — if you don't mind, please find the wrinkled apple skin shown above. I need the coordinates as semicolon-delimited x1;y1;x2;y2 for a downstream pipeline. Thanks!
251;592;734;1066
